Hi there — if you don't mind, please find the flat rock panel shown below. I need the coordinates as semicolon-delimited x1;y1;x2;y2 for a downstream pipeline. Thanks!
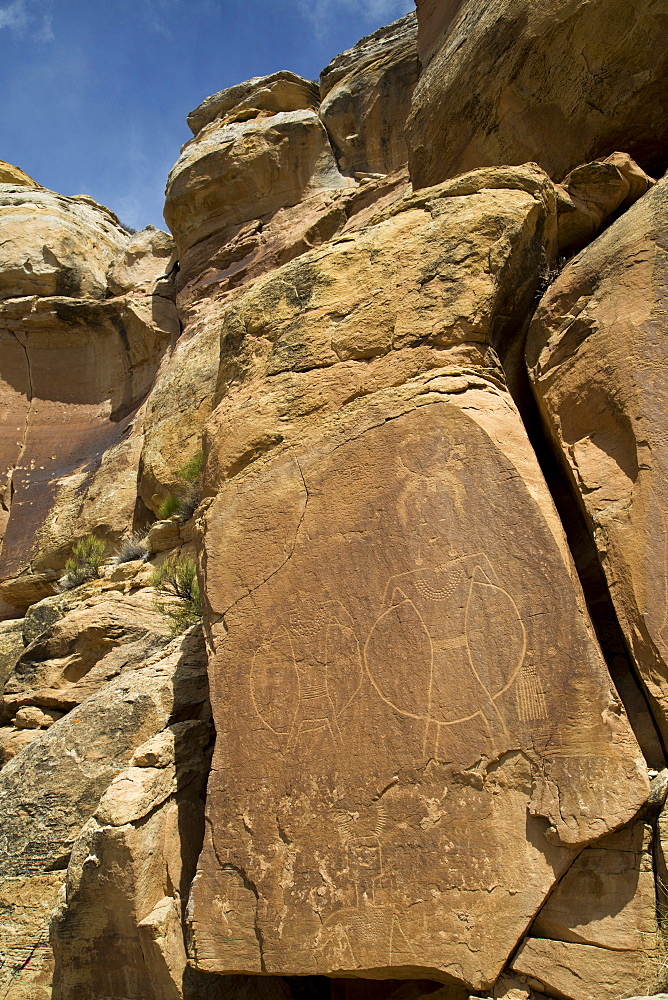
192;395;646;988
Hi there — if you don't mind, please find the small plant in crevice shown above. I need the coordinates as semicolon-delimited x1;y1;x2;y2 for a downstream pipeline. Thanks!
158;493;182;520
58;535;106;591
536;253;569;298
158;449;204;523
111;532;152;565
151;554;202;634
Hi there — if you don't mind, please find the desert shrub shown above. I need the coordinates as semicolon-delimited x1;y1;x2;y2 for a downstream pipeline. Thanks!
151;554;202;633
180;451;203;484
59;535;106;591
158;493;182;520
158;450;204;522
111;532;151;565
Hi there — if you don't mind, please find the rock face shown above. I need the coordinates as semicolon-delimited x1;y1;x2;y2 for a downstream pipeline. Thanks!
0;186;179;611
3;1;668;997
527;173;668;742
406;0;668;189
0;185;128;299
188;164;647;987
50;719;213;1000
320;14;419;175
165;86;350;256
186;72;320;137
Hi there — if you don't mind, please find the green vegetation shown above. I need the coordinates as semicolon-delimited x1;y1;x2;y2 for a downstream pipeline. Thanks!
157;493;182;520
60;535;106;591
157;449;204;522
151;554;202;633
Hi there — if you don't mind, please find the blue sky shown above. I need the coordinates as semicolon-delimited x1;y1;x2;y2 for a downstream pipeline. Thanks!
0;0;413;231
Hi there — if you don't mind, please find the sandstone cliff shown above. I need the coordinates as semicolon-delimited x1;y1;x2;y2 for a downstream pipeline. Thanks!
2;3;668;1000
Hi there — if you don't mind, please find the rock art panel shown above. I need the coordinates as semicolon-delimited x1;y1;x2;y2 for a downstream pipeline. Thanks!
527;173;668;743
406;0;668;189
192;398;646;988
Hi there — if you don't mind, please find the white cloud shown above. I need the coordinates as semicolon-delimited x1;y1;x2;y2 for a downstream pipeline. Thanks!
0;0;54;40
298;0;414;40
0;0;28;30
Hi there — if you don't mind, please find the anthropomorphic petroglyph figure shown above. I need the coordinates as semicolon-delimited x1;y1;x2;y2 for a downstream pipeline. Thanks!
364;554;527;754
250;601;363;747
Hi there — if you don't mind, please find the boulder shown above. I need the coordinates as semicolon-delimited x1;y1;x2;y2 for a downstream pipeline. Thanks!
187;71;320;137
556;152;655;253
189;165;647;988
319;13;419;175
1;591;171;718
164;105;351;256
511;936;656;1000
526;173;668;742
107;225;177;295
0;617;23;690
406;0;668;189
0;186;129;299
531;820;657;955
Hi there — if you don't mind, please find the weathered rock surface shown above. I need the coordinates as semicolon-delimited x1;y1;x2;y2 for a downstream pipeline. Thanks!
189;164;647;988
556;152;655;253
0;872;63;1000
107;224;177;295
1;590;172;719
187;71;320;137
50;719;213;1000
4;3;668;995
320;14;418;175
0;185;129;299
165;101;351;256
0;200;179;609
407;0;668;189
0;160;39;186
512;818;660;998
511;935;655;1000
0;626;208;997
527;172;668;742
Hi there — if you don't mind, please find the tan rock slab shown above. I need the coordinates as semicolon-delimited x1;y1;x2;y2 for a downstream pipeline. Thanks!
320;13;418;175
0;160;39;186
532;821;657;953
187;71;320;137
556;153;655;253
2;591;171;716
164;108;351;255
0;724;41;766
526;173;668;742
511;936;656;1000
406;0;668;189
0;185;128;299
50;719;212;1000
0;873;63;1000
190;166;646;988
106;224;176;295
0;617;23;689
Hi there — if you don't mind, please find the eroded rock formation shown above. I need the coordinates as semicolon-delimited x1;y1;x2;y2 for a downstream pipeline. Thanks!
2;2;668;999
